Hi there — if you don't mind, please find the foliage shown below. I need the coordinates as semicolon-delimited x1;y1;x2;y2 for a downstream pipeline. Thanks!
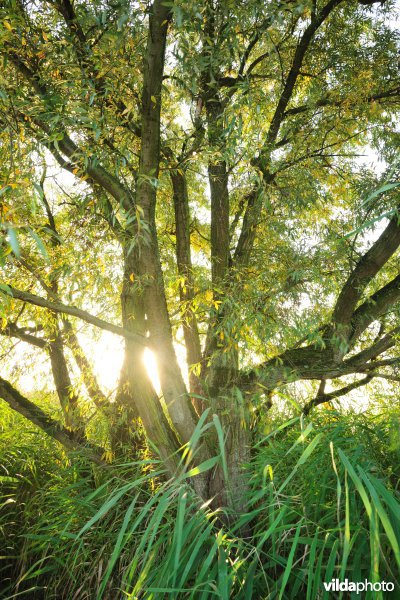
0;0;400;595
1;399;399;599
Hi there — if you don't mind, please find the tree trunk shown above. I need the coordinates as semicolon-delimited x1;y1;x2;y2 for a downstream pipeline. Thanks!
135;0;209;463
209;395;251;516
114;248;181;473
170;167;204;408
48;321;83;436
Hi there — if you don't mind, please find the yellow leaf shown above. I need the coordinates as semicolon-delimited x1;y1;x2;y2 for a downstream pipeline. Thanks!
3;21;12;31
151;95;157;105
42;31;49;41
102;450;114;463
129;273;135;282
205;289;213;302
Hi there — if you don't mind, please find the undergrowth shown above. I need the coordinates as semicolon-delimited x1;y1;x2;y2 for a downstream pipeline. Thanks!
1;403;399;599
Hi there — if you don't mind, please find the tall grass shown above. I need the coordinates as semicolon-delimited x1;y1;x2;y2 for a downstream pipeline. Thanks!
1;404;399;599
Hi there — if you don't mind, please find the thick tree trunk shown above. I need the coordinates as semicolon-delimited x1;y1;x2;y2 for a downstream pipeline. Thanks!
114;249;181;472
136;0;205;450
209;395;251;516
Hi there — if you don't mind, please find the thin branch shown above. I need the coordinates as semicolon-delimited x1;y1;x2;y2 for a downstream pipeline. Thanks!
7;285;149;346
303;375;373;414
234;0;344;266
345;327;400;367
258;0;344;158
4;51;134;211
363;371;400;383
238;17;273;75
62;319;108;409
283;86;400;119
0;322;47;348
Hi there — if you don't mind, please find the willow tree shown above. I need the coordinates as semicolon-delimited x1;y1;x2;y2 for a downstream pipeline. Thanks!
0;0;399;510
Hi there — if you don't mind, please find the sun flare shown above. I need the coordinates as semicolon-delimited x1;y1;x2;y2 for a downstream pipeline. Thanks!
143;348;161;393
91;333;164;395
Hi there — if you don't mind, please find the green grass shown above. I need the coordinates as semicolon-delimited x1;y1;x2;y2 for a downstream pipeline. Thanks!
1;403;399;599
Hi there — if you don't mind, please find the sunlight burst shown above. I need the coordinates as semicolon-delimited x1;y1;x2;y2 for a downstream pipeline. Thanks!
143;348;161;393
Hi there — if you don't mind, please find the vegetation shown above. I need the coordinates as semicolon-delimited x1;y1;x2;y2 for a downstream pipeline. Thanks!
1;401;400;598
0;0;399;597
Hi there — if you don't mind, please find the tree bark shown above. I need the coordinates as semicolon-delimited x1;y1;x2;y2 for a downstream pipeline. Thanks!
170;166;204;405
48;323;83;434
135;0;203;452
115;249;181;472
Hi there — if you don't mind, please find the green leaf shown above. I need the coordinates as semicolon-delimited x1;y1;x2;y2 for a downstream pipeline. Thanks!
8;227;20;257
359;468;400;570
344;210;396;239
33;183;44;199
278;520;303;600
361;181;400;207
278;433;323;494
27;228;49;260
212;413;229;483
184;456;219;478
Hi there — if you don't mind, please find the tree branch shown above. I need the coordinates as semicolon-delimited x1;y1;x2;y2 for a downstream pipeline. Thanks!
1;322;47;348
332;211;400;331
0;376;104;463
302;375;373;414
6;285;148;346
238;17;273;76
239;323;400;394
233;1;343;267
168;159;203;399
349;273;400;344
62;319;108;409
283;86;400;119
5;50;134;211
344;326;400;369
257;0;344;161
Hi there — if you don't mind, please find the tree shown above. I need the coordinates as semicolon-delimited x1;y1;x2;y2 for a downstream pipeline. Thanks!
0;0;399;512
